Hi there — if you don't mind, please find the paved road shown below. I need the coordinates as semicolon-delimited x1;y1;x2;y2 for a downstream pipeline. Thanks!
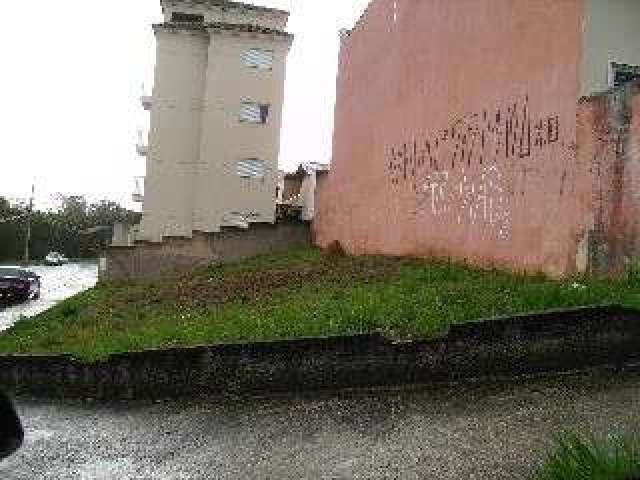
1;368;639;480
0;263;98;332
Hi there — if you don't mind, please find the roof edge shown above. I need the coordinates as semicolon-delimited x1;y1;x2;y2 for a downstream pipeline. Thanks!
161;0;290;17
153;21;293;39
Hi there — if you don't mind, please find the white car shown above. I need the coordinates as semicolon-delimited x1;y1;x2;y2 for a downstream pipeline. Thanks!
44;252;68;266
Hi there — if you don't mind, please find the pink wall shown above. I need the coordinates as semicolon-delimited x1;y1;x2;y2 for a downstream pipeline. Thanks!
314;0;588;276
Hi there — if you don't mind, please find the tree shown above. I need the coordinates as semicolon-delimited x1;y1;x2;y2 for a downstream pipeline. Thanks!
0;195;138;261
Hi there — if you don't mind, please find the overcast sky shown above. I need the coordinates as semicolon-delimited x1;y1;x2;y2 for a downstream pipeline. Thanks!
0;0;370;209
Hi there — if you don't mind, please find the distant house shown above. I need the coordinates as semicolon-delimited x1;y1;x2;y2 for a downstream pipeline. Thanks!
278;163;330;222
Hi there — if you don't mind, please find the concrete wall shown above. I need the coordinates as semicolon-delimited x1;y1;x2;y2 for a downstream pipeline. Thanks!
1;305;639;401
314;0;585;277
581;0;640;97
194;30;291;232
140;28;209;242
574;81;640;274
103;221;310;281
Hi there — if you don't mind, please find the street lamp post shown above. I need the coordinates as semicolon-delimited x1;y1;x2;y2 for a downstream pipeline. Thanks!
23;184;34;265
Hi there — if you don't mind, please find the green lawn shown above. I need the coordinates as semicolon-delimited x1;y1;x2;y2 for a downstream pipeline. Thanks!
1;248;639;361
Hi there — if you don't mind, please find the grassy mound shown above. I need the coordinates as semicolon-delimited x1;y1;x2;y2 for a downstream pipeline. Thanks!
0;248;639;361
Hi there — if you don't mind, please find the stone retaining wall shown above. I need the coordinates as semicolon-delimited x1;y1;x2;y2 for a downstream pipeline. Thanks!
103;221;311;281
0;305;639;401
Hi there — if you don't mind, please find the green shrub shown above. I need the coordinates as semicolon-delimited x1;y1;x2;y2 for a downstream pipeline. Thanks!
534;431;640;480
59;301;79;319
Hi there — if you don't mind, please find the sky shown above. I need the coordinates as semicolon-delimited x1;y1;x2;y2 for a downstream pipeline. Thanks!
0;0;371;210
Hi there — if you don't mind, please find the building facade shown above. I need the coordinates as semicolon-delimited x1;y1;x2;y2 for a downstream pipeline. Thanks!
313;0;640;277
136;0;293;242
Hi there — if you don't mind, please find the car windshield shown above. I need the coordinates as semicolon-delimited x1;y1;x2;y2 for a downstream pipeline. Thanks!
0;268;32;279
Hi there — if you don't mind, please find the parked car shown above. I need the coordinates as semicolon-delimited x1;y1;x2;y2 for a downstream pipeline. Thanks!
0;267;41;302
44;252;68;266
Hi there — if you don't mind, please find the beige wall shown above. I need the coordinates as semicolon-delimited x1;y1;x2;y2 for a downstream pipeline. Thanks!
104;222;310;281
138;8;292;243
161;0;289;30
194;31;290;232
140;28;209;242
581;0;640;96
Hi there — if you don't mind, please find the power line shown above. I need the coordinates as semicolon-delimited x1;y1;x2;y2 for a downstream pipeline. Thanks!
24;184;35;264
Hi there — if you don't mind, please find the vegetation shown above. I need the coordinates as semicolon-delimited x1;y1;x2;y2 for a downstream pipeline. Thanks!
1;248;640;361
0;195;138;262
534;431;640;480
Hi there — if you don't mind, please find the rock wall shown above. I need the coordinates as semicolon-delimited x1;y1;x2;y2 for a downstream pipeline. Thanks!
0;306;638;401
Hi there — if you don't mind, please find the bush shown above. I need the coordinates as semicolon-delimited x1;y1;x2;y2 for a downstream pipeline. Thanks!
534;431;640;480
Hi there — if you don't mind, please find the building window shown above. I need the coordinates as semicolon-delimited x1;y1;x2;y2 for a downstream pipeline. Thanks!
171;12;205;23
239;102;270;124
611;62;640;88
237;159;265;178
242;49;274;70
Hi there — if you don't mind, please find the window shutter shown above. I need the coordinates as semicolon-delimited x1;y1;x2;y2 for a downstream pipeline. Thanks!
240;102;269;123
242;49;274;69
240;103;262;123
237;159;265;178
171;12;204;23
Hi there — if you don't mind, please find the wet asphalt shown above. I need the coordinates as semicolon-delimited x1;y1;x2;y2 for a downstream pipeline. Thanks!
0;263;98;332
1;368;639;480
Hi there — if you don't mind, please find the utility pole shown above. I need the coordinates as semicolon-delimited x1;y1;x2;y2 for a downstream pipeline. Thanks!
24;184;34;264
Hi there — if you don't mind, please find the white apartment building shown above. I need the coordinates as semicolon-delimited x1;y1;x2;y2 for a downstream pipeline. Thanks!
135;0;293;243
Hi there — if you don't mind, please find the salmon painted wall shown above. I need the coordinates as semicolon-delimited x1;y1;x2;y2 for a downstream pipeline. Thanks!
313;0;586;276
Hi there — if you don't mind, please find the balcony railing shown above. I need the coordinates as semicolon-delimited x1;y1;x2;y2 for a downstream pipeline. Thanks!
136;143;149;156
141;95;153;111
136;129;149;156
222;212;250;229
132;176;145;203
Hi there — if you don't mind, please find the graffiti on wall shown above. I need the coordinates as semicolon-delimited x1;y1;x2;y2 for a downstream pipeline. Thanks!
387;97;561;240
416;165;511;240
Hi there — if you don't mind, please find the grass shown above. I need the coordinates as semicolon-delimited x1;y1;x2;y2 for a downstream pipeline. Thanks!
534;431;640;480
1;247;640;361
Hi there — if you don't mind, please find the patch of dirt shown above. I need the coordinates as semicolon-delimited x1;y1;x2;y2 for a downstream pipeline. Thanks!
164;256;403;307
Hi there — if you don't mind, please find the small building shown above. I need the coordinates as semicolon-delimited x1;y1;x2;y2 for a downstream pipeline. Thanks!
278;163;329;222
313;0;640;277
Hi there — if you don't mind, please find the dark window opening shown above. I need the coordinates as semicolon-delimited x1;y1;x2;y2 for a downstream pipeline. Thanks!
612;62;640;88
260;105;270;124
171;12;205;23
